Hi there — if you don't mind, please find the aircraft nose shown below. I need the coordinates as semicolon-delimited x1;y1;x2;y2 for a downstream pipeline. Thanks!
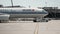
45;11;48;14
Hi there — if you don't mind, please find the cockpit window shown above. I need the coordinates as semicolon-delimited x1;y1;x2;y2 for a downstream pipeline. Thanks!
42;10;46;12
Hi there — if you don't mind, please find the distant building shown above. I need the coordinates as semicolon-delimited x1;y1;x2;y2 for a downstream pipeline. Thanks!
4;5;26;8
38;7;58;13
0;5;25;8
0;5;3;7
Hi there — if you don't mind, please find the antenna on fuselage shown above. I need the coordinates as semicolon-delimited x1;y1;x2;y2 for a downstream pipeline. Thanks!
11;0;13;7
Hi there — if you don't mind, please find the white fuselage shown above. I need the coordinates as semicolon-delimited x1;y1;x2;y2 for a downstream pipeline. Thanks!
0;8;48;18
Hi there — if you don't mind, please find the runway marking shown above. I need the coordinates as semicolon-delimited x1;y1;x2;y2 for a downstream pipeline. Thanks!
34;23;39;34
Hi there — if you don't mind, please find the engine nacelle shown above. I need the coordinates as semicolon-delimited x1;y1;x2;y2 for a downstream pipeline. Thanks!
0;14;10;23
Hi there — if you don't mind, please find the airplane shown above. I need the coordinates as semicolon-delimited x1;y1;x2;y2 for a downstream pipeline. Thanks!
0;7;48;23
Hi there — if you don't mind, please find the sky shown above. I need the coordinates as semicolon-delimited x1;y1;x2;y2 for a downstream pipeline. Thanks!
0;0;60;8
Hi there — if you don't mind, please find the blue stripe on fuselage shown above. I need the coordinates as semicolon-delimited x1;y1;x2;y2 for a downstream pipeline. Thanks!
0;11;48;14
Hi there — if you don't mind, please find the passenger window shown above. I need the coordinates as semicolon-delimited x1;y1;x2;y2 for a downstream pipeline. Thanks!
23;9;31;11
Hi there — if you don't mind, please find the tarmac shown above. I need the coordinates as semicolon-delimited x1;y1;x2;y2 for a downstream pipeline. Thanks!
0;20;60;34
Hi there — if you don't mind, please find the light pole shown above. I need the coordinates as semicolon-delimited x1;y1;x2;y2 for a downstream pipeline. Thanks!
11;0;13;7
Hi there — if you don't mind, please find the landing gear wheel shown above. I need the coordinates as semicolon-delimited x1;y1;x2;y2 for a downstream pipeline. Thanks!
33;20;37;22
0;20;1;23
46;20;48;22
